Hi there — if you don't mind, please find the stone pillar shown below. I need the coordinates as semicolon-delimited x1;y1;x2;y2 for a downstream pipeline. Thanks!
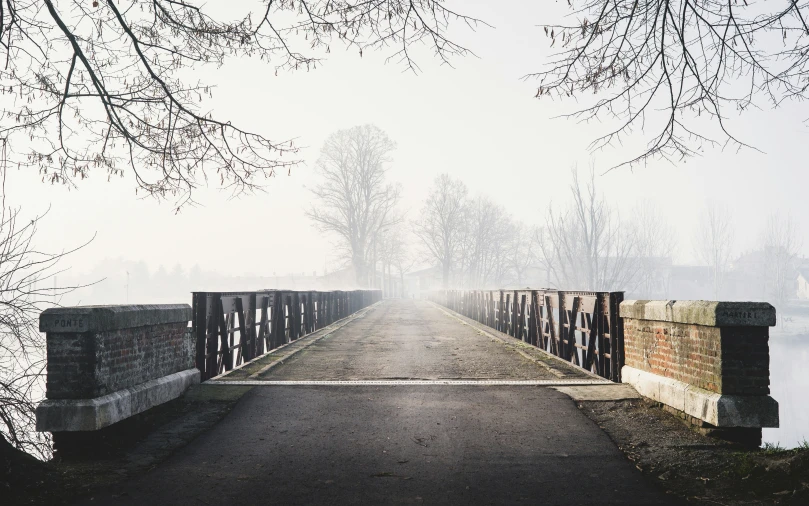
619;300;778;446
36;304;199;434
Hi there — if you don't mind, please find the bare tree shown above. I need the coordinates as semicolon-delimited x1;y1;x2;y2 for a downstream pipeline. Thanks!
531;0;809;167
377;227;416;297
1;1;481;209
413;174;467;289
633;201;676;298
506;222;536;287
536;167;639;291
760;214;801;312
694;204;735;299
0;206;87;459
307;125;401;287
456;196;513;289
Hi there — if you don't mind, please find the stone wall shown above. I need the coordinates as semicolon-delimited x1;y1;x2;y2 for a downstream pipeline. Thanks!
45;322;193;399
37;304;199;432
619;300;778;434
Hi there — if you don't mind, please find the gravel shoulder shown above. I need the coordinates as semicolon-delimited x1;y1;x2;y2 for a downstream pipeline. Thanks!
578;398;809;505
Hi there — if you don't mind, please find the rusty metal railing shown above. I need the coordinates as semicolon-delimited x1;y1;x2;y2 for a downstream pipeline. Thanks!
192;289;382;381
429;289;625;382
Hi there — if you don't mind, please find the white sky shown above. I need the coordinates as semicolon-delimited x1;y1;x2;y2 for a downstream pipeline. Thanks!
6;0;809;283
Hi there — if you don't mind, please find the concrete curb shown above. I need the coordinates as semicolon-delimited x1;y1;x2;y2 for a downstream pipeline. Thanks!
621;365;779;428
36;368;200;432
552;384;641;402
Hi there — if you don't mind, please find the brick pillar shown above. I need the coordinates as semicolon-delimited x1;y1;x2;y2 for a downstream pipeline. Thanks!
36;304;198;434
620;300;778;446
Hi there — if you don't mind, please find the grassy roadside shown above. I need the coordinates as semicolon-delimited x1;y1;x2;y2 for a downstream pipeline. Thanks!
579;398;809;505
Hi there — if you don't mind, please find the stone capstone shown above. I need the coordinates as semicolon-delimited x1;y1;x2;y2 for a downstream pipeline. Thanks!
39;304;192;333
619;300;776;327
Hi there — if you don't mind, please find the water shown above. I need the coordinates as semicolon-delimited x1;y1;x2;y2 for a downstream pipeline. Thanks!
763;334;809;448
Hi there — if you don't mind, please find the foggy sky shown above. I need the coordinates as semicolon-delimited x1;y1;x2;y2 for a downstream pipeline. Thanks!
7;0;809;296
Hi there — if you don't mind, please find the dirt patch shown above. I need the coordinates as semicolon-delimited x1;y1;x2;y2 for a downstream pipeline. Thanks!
3;384;251;506
579;399;809;505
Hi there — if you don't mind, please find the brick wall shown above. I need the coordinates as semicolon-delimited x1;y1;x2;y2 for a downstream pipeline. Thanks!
45;331;97;400
46;322;193;400
623;317;770;396
41;305;193;400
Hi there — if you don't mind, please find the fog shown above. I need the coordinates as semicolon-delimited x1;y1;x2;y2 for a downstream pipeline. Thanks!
4;0;809;453
8;0;809;312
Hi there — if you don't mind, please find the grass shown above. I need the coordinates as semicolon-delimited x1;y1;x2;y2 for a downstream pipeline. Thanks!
731;441;797;478
758;439;809;455
762;441;786;453
732;453;758;477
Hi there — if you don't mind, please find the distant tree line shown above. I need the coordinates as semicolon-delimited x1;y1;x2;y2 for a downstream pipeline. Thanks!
410;167;679;294
309;125;803;306
412;174;533;289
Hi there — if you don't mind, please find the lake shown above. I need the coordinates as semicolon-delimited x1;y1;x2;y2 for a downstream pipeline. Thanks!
763;334;809;448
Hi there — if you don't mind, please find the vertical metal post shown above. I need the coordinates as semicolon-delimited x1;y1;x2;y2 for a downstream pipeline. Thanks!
610;291;625;382
192;292;206;377
556;291;566;359
528;291;538;346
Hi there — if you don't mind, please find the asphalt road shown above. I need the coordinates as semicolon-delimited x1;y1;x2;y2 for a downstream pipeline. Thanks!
259;298;586;381
79;300;680;505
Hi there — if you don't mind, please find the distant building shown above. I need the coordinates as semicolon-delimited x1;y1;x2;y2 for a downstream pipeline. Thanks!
627;256;673;300
668;265;713;300
724;250;769;301
320;266;360;289
797;270;809;300
404;266;443;297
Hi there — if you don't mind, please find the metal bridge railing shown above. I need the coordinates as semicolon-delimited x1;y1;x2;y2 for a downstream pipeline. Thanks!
192;289;382;381
429;289;625;382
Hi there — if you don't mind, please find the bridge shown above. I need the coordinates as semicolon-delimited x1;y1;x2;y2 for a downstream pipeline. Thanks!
35;289;779;505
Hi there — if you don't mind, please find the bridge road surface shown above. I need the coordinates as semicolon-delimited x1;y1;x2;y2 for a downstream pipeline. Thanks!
81;299;679;506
